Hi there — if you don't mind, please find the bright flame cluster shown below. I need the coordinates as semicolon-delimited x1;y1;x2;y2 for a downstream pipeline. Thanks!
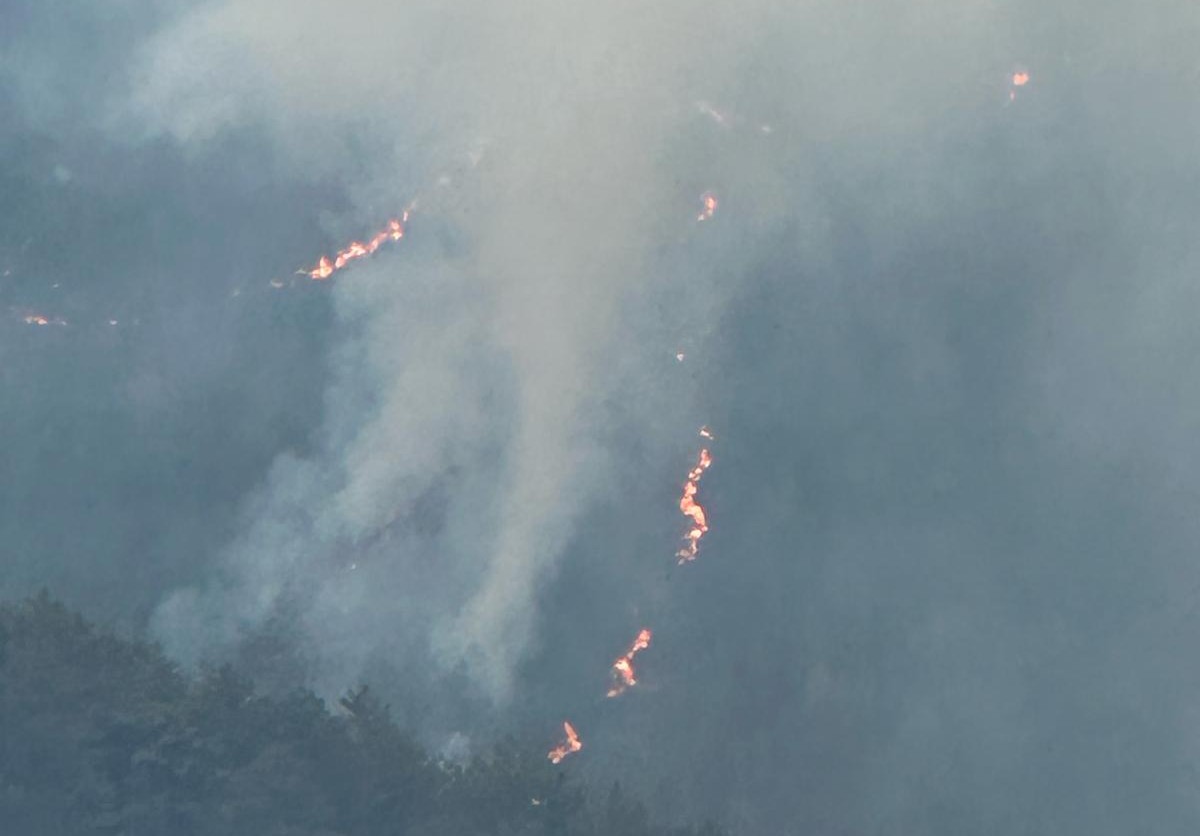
607;629;653;698
677;441;714;564
547;721;583;764
697;192;719;222
303;212;409;280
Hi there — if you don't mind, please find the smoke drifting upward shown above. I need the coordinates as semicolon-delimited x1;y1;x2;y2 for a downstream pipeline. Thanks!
132;0;1015;699
9;0;1200;831
137;0;754;701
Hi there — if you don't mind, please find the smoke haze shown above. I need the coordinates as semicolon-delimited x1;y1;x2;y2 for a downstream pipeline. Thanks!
4;0;1200;831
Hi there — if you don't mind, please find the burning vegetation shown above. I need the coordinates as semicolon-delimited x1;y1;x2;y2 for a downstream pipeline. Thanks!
547;720;583;764
677;442;714;564
607;628;653;698
301;212;410;280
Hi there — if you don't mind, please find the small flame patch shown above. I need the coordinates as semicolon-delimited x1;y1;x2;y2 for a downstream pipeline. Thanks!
547;721;582;764
607;629;653;698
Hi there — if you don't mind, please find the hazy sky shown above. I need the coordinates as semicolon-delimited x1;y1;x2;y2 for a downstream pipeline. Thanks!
4;1;1200;832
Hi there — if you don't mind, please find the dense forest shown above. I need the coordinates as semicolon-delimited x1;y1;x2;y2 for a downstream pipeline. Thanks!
0;594;723;836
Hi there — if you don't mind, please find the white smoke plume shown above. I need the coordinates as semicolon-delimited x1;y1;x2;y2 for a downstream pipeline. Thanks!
138;0;750;701
10;0;1200;831
134;0;1027;701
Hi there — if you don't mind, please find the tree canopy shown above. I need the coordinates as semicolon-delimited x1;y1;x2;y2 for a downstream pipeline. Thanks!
0;593;724;836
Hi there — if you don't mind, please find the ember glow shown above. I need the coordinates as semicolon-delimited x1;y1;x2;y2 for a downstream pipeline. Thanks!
23;313;66;326
301;212;409;280
677;439;714;564
697;191;719;222
547;721;583;764
607;628;653;698
1009;70;1030;101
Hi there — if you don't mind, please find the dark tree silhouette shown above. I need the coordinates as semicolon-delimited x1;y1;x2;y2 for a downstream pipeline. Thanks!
0;593;725;836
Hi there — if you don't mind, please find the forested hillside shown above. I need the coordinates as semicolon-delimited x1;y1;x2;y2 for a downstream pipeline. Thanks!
0;594;722;836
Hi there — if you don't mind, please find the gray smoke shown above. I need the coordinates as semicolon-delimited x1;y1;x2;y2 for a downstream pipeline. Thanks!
132;0;747;700
5;0;1200;832
128;0;1003;698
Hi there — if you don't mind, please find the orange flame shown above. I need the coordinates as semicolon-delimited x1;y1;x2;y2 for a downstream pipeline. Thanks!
548;720;583;764
697;192;718;222
301;212;409;280
23;312;66;326
1009;70;1030;102
677;437;713;564
607;628;653;698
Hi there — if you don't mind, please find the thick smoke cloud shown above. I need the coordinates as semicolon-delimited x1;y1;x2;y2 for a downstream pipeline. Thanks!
126;0;1002;699
131;0;754;701
5;0;1200;832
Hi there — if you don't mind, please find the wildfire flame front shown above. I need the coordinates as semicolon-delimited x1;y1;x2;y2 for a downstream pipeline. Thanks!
677;440;713;564
607;628;653;698
547;721;583;764
302;213;409;280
